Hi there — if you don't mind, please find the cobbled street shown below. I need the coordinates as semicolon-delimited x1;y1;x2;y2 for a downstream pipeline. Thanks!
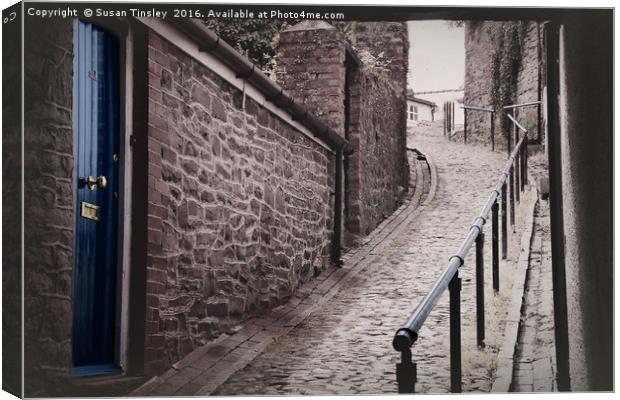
214;122;525;395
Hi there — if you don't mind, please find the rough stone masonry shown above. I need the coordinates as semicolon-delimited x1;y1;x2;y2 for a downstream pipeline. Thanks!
464;21;545;148
143;30;338;374
143;20;409;374
20;16;410;392
276;21;409;244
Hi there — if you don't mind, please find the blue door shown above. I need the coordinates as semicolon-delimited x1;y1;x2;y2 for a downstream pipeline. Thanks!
73;20;121;375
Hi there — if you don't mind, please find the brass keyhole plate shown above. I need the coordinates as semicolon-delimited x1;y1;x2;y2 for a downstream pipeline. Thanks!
81;202;100;221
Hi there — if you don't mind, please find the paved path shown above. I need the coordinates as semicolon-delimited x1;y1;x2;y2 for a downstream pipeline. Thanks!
511;157;557;392
214;123;512;395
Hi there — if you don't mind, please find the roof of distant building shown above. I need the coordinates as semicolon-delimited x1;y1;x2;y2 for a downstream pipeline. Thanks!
406;90;437;107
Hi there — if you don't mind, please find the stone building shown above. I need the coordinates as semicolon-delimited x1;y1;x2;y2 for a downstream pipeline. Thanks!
7;14;408;396
464;21;545;148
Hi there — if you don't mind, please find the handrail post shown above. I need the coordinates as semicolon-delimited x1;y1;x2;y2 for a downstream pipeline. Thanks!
509;165;515;229
515;120;521;203
475;232;485;348
396;348;416;393
449;271;462;393
491;111;495;151
464;108;468;144
443;103;447;136
520;140;525;191
525;137;528;185
501;182;508;259
447;102;450;135
537;101;542;144
506;113;512;156
492;201;500;290
519;142;523;191
452;102;455;135
522;136;528;189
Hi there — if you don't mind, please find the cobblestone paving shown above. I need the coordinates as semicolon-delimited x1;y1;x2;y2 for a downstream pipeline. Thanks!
512;155;557;392
215;123;517;395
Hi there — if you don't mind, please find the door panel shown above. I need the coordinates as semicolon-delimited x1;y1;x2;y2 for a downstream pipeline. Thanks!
73;20;120;373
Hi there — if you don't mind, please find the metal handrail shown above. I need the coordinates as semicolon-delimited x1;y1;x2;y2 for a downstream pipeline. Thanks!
461;105;494;113
503;100;542;109
460;104;496;148
507;113;528;133
393;134;526;350
393;115;529;393
504;100;543;145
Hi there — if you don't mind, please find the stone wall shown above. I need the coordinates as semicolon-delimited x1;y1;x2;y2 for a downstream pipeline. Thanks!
346;22;409;237
276;21;409;242
143;31;335;374
514;22;543;135
464;21;544;149
275;22;347;137
23;17;75;396
346;67;407;237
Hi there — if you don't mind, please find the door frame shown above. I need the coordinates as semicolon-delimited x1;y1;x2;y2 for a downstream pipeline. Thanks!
71;17;134;376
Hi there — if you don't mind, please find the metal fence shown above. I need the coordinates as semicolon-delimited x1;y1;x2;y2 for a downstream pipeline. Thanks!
461;101;542;151
392;105;532;393
443;101;456;137
461;104;494;149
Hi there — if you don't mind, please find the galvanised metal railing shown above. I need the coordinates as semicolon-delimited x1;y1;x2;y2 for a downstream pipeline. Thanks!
392;107;531;393
461;100;542;151
461;104;495;149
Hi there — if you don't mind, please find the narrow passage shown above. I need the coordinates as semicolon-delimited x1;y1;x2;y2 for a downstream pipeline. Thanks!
215;122;515;394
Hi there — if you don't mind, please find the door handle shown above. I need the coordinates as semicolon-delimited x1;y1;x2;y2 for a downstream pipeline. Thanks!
86;175;108;190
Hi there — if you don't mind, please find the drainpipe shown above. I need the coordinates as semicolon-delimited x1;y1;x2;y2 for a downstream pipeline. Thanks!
331;146;344;266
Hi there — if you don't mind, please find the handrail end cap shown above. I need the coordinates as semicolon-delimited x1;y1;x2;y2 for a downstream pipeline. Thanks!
393;328;417;352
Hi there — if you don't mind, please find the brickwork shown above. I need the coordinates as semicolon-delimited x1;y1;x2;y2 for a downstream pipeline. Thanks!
275;22;347;136
144;31;335;374
464;21;544;149
276;21;409;242
23;18;75;395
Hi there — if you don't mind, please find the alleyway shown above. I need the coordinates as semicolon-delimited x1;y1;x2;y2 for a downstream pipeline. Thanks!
212;122;520;395
131;121;540;397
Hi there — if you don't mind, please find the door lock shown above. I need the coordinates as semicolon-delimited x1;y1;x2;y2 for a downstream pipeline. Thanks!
86;175;108;190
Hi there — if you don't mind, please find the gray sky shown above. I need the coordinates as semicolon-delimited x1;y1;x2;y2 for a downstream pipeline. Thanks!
407;20;465;95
